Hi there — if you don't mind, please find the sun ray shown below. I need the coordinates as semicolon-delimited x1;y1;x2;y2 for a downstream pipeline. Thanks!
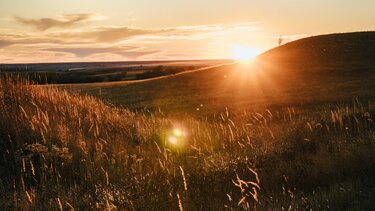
230;45;261;62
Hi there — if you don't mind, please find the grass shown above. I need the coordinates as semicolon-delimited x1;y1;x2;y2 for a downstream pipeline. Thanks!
61;60;375;116
1;77;375;210
59;32;375;115
0;78;261;210
1;60;227;84
2;32;375;210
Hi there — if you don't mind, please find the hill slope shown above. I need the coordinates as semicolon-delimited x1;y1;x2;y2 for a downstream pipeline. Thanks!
63;32;375;113
2;33;375;210
260;31;375;66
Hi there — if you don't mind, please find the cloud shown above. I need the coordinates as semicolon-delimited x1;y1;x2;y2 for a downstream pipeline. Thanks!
8;18;261;45
86;27;166;43
0;34;22;48
0;21;263;61
0;32;93;48
15;14;95;31
43;46;160;58
57;22;260;43
176;22;261;34
0;39;15;48
127;22;261;41
56;26;173;43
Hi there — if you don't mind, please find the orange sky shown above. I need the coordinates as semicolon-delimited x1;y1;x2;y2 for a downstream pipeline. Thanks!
0;0;374;63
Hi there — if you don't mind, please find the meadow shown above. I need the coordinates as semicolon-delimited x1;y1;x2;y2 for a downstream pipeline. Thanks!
0;60;227;84
1;32;375;210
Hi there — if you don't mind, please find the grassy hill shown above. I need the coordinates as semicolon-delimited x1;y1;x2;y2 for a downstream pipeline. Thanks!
63;32;375;113
260;31;375;66
1;32;375;210
3;73;375;210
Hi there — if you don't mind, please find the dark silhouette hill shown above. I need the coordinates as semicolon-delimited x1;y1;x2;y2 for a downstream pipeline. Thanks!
260;32;375;67
65;32;375;112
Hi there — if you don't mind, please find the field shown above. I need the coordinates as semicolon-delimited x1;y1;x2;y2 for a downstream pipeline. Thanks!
1;60;229;84
61;32;375;114
1;32;375;210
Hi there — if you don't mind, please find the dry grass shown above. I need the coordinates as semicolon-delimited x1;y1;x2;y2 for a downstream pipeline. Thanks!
1;77;375;210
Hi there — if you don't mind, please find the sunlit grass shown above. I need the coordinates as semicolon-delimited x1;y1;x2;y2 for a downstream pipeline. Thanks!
0;77;374;210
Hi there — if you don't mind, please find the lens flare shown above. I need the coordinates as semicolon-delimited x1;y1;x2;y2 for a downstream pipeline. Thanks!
173;128;183;137
168;136;178;145
165;127;187;150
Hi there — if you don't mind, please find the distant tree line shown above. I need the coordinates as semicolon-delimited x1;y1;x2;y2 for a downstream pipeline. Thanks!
136;65;190;80
0;65;199;84
0;71;129;84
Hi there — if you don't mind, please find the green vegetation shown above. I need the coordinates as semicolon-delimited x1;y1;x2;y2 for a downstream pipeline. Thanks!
0;62;217;84
135;65;181;80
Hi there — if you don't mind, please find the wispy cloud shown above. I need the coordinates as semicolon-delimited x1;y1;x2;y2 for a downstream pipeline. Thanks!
0;33;92;48
1;20;264;61
0;34;21;48
0;39;15;48
82;27;170;43
56;22;260;43
43;46;160;58
14;14;97;31
175;22;261;34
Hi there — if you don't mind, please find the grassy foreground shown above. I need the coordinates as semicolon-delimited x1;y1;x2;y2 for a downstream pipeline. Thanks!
1;78;375;210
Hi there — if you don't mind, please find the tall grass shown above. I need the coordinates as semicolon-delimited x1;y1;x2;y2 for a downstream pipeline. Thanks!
0;77;374;210
0;78;260;210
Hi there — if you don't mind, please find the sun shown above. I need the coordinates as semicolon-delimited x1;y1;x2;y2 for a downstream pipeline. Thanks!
230;45;261;62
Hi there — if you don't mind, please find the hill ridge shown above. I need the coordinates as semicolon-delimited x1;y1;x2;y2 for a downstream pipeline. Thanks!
259;31;375;66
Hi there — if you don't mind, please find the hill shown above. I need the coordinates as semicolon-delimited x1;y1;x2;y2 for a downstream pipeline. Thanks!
1;32;375;209
63;32;375;113
260;31;375;66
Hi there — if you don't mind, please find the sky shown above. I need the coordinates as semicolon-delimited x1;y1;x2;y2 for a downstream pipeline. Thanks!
0;0;374;63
